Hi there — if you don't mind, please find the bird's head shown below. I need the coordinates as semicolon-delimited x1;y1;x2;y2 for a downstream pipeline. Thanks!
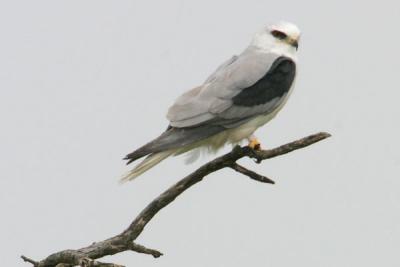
251;21;301;57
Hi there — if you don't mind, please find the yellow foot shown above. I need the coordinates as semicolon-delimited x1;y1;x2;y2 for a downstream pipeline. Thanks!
248;138;261;150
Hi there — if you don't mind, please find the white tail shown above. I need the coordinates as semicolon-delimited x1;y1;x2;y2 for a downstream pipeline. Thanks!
119;150;174;183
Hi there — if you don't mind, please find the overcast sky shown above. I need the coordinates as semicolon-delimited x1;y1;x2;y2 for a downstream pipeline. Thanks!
1;1;399;266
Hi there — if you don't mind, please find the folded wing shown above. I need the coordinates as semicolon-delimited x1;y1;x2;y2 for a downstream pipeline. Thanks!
125;51;296;164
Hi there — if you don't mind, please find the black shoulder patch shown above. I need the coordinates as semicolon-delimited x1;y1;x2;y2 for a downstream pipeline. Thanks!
232;57;296;107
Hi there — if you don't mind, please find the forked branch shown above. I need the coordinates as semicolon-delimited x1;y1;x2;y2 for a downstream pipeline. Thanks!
21;132;330;267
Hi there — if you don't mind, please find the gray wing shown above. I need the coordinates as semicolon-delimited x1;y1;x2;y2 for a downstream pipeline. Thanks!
217;56;296;127
204;55;238;84
167;50;296;128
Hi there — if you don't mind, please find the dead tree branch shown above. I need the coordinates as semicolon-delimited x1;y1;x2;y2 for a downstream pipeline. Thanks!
230;162;275;184
21;132;330;267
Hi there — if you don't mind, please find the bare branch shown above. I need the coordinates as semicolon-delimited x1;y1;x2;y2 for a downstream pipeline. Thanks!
78;258;124;267
21;132;330;267
230;163;275;184
129;243;163;258
55;264;73;267
21;256;39;266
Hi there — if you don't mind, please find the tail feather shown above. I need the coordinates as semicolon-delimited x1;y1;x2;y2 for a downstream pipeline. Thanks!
124;125;224;165
120;150;174;183
121;124;225;182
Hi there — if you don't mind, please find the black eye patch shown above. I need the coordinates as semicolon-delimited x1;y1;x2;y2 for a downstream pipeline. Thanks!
271;30;287;40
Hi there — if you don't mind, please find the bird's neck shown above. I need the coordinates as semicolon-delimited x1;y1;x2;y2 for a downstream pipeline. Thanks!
247;44;298;62
249;35;297;60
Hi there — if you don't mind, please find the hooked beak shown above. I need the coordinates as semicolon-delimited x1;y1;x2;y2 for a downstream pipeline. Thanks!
287;37;299;50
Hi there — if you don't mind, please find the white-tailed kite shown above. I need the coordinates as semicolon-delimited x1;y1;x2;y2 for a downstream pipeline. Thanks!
121;21;300;182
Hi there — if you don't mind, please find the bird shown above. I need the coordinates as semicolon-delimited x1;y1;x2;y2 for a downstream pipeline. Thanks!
121;21;300;182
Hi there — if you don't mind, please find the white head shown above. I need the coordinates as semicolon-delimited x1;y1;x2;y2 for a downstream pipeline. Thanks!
251;21;301;58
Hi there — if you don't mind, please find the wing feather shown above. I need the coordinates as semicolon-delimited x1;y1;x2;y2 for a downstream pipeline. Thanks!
167;49;281;127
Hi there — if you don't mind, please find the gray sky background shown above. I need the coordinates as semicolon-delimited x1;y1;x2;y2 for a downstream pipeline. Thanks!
1;1;399;266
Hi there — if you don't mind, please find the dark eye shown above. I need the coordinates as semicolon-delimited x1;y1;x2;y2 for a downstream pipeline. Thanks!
271;30;287;40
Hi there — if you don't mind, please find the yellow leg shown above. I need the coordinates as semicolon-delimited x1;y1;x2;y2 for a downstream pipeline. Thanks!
248;136;261;150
